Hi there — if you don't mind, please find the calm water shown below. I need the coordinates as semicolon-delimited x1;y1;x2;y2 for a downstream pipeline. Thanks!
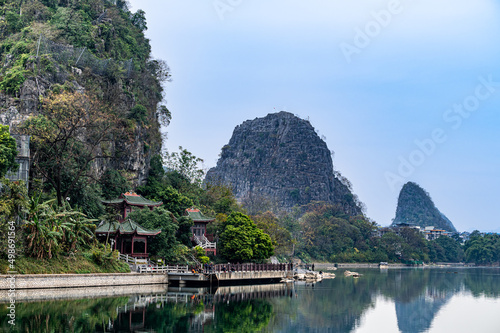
1;268;500;332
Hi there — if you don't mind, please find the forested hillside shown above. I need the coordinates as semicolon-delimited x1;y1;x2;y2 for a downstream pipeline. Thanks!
0;0;175;272
0;0;171;215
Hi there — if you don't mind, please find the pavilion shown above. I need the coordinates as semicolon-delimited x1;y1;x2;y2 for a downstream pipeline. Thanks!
95;219;161;258
102;191;162;222
97;192;163;258
185;207;216;255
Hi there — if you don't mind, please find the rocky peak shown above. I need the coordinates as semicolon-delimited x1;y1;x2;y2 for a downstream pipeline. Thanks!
391;182;457;232
206;111;363;215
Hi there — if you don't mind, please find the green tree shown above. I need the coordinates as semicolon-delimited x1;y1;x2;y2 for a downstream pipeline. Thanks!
127;207;180;262
128;104;148;125
100;169;131;200
252;211;293;256
200;181;239;215
379;232;404;261
398;227;428;261
428;236;464;262
21;92;121;206
464;231;500;265
155;185;193;217
176;216;194;247
297;203;371;261
0;125;18;177
205;300;273;333
0;178;27;258
165;146;204;186
138;153;200;217
52;7;93;48
219;212;274;262
137;154;165;198
24;194;96;259
131;9;147;31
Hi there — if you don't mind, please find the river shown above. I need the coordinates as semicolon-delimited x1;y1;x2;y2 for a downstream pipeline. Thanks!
1;267;499;332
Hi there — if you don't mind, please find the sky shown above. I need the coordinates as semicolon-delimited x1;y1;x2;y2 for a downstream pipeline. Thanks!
128;0;500;232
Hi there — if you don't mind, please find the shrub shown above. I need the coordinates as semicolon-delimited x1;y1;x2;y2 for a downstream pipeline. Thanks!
0;65;27;94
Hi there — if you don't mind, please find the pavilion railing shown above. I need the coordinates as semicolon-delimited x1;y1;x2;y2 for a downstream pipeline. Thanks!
193;234;216;250
118;253;148;265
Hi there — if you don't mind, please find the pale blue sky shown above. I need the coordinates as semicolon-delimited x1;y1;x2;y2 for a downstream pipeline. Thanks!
129;0;500;232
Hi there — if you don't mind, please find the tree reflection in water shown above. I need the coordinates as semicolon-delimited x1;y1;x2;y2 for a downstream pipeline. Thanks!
0;297;129;332
1;268;499;332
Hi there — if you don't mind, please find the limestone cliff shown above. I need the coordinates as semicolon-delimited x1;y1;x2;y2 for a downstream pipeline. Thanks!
391;182;457;232
206;112;363;215
0;1;167;186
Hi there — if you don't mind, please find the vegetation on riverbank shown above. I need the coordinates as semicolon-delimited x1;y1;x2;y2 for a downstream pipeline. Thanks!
0;248;129;274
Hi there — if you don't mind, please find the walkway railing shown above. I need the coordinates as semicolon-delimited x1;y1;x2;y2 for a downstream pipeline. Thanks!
137;265;189;274
118;252;292;275
199;263;293;274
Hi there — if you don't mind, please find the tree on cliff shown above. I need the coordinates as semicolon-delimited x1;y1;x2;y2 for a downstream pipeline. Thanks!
0;125;18;177
21;91;122;206
219;212;274;262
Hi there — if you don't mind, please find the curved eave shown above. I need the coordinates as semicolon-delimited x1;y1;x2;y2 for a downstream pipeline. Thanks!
97;230;161;236
192;219;215;223
116;229;161;236
123;200;163;207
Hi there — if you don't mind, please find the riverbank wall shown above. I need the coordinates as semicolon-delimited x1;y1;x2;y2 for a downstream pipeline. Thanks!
0;273;168;290
168;271;287;286
0;283;168;303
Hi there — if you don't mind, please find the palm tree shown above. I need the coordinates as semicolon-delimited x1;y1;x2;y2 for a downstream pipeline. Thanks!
24;194;96;259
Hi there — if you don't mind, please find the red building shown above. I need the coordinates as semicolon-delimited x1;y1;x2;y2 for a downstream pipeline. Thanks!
185;207;216;255
96;192;162;258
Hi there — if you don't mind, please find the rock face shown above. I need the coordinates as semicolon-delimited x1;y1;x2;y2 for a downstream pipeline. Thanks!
0;75;153;186
206;112;362;215
391;182;457;232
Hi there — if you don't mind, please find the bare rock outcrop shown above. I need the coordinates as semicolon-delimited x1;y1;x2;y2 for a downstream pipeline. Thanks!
206;112;363;215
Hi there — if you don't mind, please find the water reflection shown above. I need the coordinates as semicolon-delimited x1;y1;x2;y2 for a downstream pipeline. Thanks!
0;268;499;332
104;284;289;332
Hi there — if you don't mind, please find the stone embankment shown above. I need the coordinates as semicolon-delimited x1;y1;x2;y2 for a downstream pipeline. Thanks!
0;284;168;303
0;273;167;290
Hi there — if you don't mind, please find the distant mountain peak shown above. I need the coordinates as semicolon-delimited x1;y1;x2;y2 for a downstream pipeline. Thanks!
392;182;456;232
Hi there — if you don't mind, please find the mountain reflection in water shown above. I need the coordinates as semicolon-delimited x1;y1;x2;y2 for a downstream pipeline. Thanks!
0;268;499;332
